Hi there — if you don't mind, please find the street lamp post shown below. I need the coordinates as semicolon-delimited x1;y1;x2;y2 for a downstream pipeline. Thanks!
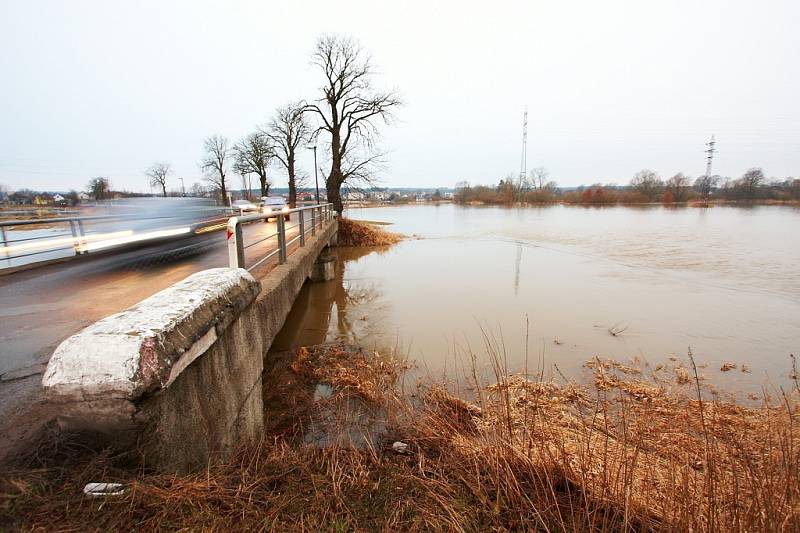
178;177;185;197
308;143;320;205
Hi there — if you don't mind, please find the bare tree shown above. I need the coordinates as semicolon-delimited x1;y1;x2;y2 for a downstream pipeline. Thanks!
265;102;308;206
233;131;273;199
201;135;231;206
145;162;171;197
87;177;111;201
665;173;691;203
304;35;402;213
188;182;210;198
694;175;720;201
529;167;550;190
630;169;664;202
738;167;765;199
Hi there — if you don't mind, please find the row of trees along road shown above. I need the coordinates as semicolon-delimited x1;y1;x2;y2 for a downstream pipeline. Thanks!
143;35;400;210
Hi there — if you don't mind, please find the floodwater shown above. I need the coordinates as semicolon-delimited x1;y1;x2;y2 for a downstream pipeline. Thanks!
271;204;800;392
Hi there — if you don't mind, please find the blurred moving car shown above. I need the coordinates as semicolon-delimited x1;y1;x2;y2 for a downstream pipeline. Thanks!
232;199;260;214
260;196;290;221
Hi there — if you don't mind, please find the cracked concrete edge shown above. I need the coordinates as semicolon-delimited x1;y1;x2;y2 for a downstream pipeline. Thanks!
41;268;261;404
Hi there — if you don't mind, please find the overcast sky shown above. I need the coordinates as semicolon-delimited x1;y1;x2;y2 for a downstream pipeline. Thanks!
1;0;798;193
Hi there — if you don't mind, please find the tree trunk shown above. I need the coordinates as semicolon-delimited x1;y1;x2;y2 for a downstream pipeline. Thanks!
287;154;297;208
259;172;268;198
328;129;344;214
327;175;343;214
219;176;228;206
161;184;167;197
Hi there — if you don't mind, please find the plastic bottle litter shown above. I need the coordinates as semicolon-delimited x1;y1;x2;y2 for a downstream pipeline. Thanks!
83;483;125;497
392;441;410;454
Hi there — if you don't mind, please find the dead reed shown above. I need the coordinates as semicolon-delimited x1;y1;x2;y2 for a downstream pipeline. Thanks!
337;218;404;247
1;342;797;532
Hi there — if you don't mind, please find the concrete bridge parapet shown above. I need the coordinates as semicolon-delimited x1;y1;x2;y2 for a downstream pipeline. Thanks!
42;219;337;472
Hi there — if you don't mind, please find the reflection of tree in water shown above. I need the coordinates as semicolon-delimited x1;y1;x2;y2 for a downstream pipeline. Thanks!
331;249;385;343
270;246;388;351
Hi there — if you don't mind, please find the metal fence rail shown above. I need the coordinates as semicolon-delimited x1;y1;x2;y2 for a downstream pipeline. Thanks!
0;208;232;265
227;203;334;271
0;215;128;262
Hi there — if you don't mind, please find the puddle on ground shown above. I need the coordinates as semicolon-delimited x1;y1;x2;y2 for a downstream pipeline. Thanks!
262;345;391;450
303;391;388;449
313;383;333;401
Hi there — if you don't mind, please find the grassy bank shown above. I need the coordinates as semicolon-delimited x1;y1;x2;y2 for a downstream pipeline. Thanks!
337;217;404;247
1;345;798;531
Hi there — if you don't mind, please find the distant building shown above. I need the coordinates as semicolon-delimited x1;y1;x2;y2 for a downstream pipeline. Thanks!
344;190;366;201
297;191;315;202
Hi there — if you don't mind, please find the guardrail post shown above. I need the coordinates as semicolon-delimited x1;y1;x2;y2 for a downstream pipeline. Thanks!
69;220;82;255
1;226;9;259
299;210;305;246
277;215;287;264
77;219;87;253
227;217;245;268
311;207;316;236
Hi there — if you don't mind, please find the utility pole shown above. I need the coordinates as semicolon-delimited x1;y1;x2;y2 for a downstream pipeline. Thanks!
705;134;716;177
178;177;185;197
519;107;528;181
308;144;320;205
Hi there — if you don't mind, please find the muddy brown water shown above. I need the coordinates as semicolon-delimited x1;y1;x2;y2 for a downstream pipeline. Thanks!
271;204;800;395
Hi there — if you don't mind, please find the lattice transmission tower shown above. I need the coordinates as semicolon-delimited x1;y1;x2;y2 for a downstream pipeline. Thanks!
520;107;528;181
705;134;717;177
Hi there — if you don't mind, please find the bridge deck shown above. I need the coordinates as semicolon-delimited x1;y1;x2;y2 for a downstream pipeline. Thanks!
0;215;337;463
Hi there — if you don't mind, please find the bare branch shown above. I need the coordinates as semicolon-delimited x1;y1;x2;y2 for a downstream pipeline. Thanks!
306;34;402;212
233;132;274;198
145;161;171;197
201;135;231;206
265;101;309;206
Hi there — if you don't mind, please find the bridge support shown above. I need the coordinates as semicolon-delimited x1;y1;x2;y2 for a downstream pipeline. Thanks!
309;250;335;282
42;219;338;473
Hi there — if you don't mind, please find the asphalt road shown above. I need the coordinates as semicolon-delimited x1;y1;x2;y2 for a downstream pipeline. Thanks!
0;216;302;376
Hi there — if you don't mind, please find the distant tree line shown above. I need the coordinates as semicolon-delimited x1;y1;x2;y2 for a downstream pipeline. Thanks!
1;175;156;207
455;168;800;206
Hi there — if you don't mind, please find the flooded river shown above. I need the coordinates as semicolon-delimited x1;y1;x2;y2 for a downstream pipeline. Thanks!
272;204;800;392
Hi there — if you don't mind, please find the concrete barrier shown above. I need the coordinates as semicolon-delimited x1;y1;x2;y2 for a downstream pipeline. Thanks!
42;220;338;472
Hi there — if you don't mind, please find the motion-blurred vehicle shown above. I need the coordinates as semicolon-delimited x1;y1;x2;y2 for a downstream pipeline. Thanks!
231;199;260;214
260;196;290;221
55;198;229;266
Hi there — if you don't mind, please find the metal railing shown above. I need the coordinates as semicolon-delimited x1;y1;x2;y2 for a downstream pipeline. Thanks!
0;215;127;263
227;203;335;271
0;208;232;266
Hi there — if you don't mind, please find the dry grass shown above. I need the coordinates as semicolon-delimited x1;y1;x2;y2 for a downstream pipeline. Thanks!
337;218;403;247
1;343;798;532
